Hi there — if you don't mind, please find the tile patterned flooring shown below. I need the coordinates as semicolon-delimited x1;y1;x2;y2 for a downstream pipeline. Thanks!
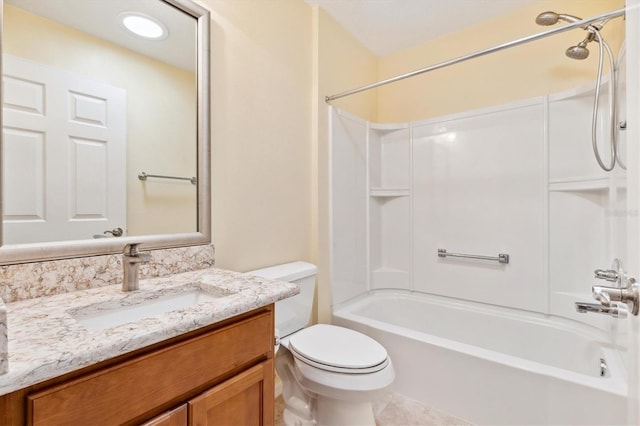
275;391;472;426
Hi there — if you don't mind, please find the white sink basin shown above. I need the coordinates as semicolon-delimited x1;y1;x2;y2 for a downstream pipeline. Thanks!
71;287;226;332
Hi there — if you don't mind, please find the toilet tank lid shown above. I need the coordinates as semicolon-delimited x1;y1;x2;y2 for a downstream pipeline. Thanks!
247;261;317;282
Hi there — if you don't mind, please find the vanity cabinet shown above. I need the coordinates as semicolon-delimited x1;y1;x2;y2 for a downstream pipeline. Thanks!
0;306;275;426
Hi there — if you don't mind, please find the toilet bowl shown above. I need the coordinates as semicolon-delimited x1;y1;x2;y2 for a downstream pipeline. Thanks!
248;261;394;426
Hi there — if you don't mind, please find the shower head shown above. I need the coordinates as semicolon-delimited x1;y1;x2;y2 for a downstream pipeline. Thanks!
565;41;590;60
565;31;596;60
535;11;560;25
535;11;583;26
535;11;599;61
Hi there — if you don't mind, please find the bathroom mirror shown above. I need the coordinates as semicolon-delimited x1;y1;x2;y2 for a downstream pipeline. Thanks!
0;0;210;264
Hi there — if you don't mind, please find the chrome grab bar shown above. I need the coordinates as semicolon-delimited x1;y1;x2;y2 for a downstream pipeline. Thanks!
437;249;509;264
138;171;197;185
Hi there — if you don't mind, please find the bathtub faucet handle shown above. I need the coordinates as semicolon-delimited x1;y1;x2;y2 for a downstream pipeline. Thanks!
594;268;620;283
592;286;612;306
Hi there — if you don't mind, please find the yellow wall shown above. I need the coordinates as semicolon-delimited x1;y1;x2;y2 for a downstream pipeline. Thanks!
4;5;197;237
377;0;625;122
201;1;377;324
204;0;313;272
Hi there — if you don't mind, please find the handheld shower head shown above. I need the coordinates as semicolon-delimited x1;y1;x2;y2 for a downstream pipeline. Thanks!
565;31;596;60
566;41;590;60
535;11;583;26
535;11;560;25
536;10;599;61
534;9;622;172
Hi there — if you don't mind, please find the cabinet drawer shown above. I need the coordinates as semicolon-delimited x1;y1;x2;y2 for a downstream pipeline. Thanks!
27;311;273;426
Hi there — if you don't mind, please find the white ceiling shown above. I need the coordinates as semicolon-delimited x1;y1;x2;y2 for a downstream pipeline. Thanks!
306;0;540;56
6;0;196;72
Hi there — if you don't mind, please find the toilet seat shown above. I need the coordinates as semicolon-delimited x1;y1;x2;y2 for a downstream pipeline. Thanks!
288;324;389;374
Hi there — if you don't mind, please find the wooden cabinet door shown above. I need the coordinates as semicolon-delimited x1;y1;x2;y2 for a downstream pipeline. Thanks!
141;404;187;426
189;360;274;426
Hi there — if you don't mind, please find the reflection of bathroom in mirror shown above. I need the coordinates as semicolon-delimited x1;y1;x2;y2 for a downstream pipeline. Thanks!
2;0;198;245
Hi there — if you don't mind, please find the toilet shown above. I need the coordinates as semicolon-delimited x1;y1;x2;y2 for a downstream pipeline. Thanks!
248;261;394;426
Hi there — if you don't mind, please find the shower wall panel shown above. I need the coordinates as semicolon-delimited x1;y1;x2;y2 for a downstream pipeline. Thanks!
548;190;612;330
412;102;547;312
329;108;369;306
329;78;624;327
547;83;625;331
548;89;609;181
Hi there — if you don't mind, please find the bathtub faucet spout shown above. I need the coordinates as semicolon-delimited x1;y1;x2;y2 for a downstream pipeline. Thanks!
575;302;627;318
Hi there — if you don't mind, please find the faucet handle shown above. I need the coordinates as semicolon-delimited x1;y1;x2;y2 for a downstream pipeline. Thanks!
592;286;613;306
594;269;620;282
124;242;143;256
594;259;627;286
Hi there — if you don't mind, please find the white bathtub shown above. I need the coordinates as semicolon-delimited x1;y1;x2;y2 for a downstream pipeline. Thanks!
332;290;627;425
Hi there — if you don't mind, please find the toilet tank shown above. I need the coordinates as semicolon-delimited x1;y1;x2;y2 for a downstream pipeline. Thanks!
247;261;317;338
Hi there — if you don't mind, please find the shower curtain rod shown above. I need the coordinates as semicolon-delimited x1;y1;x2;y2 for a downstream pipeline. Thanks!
325;8;625;103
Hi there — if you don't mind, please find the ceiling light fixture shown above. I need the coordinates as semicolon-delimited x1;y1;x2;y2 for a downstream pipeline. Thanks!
119;12;168;40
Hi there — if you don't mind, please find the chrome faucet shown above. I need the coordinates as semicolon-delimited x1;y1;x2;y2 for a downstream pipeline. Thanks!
575;302;627;318
122;243;152;291
591;280;639;315
575;261;639;318
575;266;639;318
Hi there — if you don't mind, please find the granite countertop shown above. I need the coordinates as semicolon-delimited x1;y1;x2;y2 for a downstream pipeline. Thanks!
0;267;298;396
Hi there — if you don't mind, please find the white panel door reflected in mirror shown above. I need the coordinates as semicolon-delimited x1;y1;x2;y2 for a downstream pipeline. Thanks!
2;0;198;244
3;55;126;244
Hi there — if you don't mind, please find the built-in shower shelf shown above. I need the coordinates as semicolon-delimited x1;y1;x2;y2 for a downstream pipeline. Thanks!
370;187;410;197
369;122;409;132
548;176;620;192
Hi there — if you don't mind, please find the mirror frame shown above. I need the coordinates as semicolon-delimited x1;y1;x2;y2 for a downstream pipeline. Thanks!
0;0;211;265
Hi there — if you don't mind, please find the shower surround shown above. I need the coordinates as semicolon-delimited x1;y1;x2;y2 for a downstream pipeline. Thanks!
329;78;627;424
